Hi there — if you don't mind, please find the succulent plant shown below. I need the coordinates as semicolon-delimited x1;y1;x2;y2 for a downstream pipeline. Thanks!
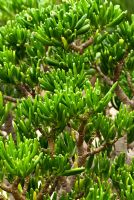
1;0;134;199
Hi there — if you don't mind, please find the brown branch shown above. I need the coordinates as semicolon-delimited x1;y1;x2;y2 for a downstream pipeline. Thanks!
113;52;128;82
95;65;113;86
48;136;55;157
69;119;88;168
2;112;13;133
0;178;26;200
70;37;94;54
111;52;134;107
22;176;30;196
56;176;70;199
90;75;97;87
113;61;124;82
115;85;134;108
86;137;118;157
54;119;95;195
48;177;59;196
81;37;94;49
12;190;25;200
126;71;134;95
94;51;134;107
17;84;34;97
95;65;134;108
77;120;88;167
0;183;12;193
3;95;18;103
37;177;53;200
11;177;25;200
1;112;16;141
12;177;20;189
63;136;118;195
77;119;87;146
67;175;77;194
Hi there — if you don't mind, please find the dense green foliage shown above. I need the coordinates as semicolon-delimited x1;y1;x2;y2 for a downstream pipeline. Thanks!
113;0;134;16
1;0;134;199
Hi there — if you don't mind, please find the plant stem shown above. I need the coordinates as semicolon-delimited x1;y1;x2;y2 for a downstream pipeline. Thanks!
70;37;94;54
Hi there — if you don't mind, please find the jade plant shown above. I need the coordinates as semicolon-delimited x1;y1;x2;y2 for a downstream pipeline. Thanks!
1;0;134;199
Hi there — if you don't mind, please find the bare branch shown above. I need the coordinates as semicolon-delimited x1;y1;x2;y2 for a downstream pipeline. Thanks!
48;177;59;196
113;52;128;82
126;71;134;95
76;119;88;167
86;137;118;157
115;85;134;108
2;112;14;134
12;177;21;189
3;95;18;103
0;183;12;193
37;177;53;200
0;178;25;200
11;177;25;200
22;176;30;196
17;84;34;97
70;37;94;54
113;61;124;82
48;136;55;157
95;65;113;86
95;64;134;108
81;37;94;49
111;52;134;107
77;119;87;147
